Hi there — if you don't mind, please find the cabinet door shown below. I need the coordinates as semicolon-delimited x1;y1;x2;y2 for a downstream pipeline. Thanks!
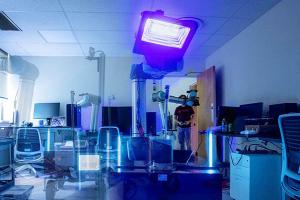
230;175;250;200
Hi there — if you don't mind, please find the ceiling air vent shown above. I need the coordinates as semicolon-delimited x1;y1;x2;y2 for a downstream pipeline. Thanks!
0;11;21;31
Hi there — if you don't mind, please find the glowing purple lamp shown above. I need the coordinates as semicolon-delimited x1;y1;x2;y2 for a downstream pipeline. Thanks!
142;18;191;48
133;10;198;70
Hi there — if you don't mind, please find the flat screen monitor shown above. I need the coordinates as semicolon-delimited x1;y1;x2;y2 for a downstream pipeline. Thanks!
102;106;132;135
239;102;263;118
217;106;238;125
33;103;60;119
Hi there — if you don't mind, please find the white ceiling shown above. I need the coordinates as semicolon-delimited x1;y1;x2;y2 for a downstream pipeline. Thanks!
0;0;281;63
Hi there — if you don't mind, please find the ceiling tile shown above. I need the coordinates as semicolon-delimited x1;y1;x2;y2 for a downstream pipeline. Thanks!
0;0;62;12
199;17;228;34
191;33;212;46
0;43;29;56
216;18;253;35
0;31;44;43
5;11;71;30
203;34;233;46
18;43;83;56
39;31;77;43
60;0;151;13
74;30;135;44
0;0;281;57
186;45;217;57
81;43;133;57
187;33;212;55
152;0;248;18
234;0;281;19
67;12;139;31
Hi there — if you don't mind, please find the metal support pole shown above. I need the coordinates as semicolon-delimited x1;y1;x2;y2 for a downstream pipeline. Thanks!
164;85;170;134
97;53;105;128
132;79;147;136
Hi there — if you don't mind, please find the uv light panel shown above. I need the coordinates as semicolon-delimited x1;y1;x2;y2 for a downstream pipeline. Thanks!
133;10;198;59
141;19;191;49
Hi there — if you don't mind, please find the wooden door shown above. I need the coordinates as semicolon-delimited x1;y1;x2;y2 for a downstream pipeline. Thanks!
196;66;216;158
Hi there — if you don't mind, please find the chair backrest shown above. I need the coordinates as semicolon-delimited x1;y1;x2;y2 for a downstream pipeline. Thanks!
16;128;42;153
97;126;120;152
278;113;300;197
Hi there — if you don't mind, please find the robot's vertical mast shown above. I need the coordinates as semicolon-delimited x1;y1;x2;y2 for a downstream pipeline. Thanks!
132;78;147;136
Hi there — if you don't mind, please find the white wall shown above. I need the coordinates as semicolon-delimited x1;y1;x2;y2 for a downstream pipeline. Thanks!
21;56;160;122
24;56;98;117
19;55;199;132
206;0;300;109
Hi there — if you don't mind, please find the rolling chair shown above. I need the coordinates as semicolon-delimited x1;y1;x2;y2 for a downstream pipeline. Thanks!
14;128;44;177
279;114;300;199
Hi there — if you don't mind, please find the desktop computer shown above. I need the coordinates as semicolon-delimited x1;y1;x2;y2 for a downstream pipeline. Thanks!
66;104;81;127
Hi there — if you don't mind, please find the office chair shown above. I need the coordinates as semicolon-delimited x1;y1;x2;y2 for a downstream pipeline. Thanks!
278;114;300;199
97;127;120;152
97;126;120;163
14;128;44;177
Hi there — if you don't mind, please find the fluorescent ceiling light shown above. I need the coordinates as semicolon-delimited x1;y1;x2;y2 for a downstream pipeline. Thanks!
141;19;190;48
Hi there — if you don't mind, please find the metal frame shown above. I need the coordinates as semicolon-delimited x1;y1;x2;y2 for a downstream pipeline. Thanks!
278;113;300;199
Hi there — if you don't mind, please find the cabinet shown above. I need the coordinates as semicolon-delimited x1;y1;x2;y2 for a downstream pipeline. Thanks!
230;153;281;200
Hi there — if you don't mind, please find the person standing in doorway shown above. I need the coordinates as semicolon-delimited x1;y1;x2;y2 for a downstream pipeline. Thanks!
174;95;194;150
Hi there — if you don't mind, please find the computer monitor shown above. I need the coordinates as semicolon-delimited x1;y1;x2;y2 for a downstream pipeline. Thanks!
33;103;60;119
34;103;60;126
217;106;238;125
239;102;263;118
102;106;132;135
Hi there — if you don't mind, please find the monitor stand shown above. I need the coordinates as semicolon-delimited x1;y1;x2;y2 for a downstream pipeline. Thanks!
46;118;51;126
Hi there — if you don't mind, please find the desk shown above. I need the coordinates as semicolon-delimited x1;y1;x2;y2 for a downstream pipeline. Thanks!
44;164;222;200
214;131;281;163
216;131;281;142
42;135;222;200
108;168;222;200
0;126;80;151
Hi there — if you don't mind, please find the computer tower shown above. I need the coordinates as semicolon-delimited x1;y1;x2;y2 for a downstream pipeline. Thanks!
66;104;81;127
217;106;239;125
102;106;132;135
146;112;156;135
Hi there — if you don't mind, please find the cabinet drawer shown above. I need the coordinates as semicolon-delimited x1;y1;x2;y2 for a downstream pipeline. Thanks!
230;175;250;200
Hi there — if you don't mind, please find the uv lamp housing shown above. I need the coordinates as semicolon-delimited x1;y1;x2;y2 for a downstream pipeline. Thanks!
133;10;198;71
